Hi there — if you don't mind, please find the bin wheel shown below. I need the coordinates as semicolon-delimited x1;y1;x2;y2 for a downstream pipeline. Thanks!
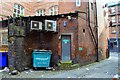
46;67;52;70
34;67;37;70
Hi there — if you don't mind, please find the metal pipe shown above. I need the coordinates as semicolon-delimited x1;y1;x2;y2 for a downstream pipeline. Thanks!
20;17;22;27
116;24;119;52
87;0;97;46
7;16;10;36
94;0;99;62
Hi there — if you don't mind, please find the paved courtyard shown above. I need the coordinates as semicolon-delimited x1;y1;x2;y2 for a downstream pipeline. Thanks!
1;52;119;79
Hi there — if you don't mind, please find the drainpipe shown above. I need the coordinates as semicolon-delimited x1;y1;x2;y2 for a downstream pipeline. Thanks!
94;0;99;62
116;24;119;52
7;16;10;36
87;0;97;46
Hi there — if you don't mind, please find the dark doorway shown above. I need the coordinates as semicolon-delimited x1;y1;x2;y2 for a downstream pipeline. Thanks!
108;38;120;52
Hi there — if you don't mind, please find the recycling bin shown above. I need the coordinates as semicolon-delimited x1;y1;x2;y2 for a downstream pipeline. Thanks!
32;50;52;68
0;51;8;68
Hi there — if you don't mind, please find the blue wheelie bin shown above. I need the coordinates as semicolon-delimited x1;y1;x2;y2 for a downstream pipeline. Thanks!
32;50;52;68
0;51;8;68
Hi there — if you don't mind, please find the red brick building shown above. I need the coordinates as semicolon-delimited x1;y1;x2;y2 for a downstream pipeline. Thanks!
0;0;108;70
106;2;120;52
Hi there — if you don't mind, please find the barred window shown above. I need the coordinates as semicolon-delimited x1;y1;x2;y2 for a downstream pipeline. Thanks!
118;15;120;22
111;27;116;34
111;7;116;13
1;29;8;45
111;16;116;23
49;5;58;15
13;3;24;17
118;5;120;12
36;9;45;16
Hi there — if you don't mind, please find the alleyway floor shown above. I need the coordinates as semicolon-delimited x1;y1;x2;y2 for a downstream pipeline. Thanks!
1;52;119;79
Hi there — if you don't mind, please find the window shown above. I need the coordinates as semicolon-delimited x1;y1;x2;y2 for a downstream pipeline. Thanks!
111;16;116;23
49;6;54;15
118;5;120;12
55;5;58;15
36;9;45;16
91;3;93;10
13;3;24;17
37;0;43;2
76;0;81;6
111;27;116;34
118;16;120;22
49;5;58;15
1;29;8;45
111;7;116;13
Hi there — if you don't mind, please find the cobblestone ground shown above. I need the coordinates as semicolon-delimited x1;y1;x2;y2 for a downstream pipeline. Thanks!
1;52;119;78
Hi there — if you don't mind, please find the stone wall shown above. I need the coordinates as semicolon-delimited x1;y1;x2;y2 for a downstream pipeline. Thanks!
8;23;26;71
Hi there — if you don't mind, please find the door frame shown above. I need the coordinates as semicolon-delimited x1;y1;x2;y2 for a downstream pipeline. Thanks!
61;33;72;61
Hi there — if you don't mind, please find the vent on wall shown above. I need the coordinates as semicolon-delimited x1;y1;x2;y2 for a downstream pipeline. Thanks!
31;21;42;30
45;20;57;32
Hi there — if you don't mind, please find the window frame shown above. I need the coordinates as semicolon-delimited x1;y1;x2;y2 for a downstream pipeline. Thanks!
1;29;8;46
91;2;93;10
36;9;45;16
118;5;120;12
111;16;116;23
49;5;58;15
55;5;58;15
111;26;117;34
110;6;116;13
49;6;54;15
76;0;81;7
13;3;24;17
37;0;43;2
118;15;120;22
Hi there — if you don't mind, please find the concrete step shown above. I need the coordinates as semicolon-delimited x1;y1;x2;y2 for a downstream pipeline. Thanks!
59;60;79;70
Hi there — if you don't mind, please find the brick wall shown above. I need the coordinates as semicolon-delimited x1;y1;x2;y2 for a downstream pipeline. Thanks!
57;16;78;59
32;2;58;15
58;1;87;14
108;5;120;38
97;1;109;59
78;12;96;65
0;2;33;20
0;0;109;67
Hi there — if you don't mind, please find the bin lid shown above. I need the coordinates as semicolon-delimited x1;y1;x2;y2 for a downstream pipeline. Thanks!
33;49;52;52
0;50;8;52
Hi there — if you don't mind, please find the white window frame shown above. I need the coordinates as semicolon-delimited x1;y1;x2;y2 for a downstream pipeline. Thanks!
118;16;120;22
13;3;24;17
55;5;58;15
37;0;43;2
36;9;45;16
76;0;81;6
118;5;120;12
111;16;116;23
49;5;58;15
111;27;116;34
1;29;8;45
49;6;54;15
111;7;116;13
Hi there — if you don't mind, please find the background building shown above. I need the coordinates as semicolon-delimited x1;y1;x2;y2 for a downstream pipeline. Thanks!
97;0;109;59
107;2;120;52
